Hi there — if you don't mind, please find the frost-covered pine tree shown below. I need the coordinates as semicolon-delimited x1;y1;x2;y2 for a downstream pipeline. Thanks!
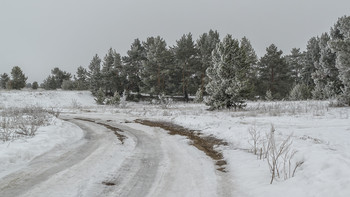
206;35;249;110
265;89;273;101
300;37;320;90
95;88;105;105
194;87;204;103
196;30;220;95
311;33;339;99
330;16;350;106
88;54;102;95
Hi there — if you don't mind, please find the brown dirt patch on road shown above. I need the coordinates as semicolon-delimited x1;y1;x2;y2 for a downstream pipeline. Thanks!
134;119;228;172
74;118;126;144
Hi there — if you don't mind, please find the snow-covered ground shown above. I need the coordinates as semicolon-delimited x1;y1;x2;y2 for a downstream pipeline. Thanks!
0;118;84;178
0;89;94;109
114;100;350;197
0;89;91;179
1;89;349;196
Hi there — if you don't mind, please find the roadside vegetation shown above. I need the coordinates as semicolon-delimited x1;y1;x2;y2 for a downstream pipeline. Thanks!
0;106;58;142
1;16;350;110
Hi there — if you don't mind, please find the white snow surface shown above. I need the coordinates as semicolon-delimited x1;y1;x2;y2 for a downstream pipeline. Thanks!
116;100;350;197
1;90;350;196
0;118;84;178
0;89;96;108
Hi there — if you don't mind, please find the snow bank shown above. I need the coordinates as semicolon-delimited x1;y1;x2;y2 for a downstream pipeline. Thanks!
0;118;84;178
116;101;350;197
0;89;96;108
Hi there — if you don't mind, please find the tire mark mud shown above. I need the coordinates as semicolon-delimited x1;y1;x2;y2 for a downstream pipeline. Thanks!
135;119;228;172
74;118;126;144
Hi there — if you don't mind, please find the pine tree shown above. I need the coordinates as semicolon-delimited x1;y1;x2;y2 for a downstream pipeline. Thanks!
301;37;320;90
257;44;291;99
286;48;312;100
240;37;258;99
206;35;249;110
62;80;75;90
289;83;310;101
10;66;27;90
101;48;116;95
42;75;57;90
123;39;146;94
173;33;199;101
196;30;220;96
142;36;172;96
75;66;89;90
286;48;303;84
95;88;105;105
32;81;39;90
88;54;102;95
329;15;350;105
51;67;71;88
0;73;10;89
311;33;340;99
101;48;125;96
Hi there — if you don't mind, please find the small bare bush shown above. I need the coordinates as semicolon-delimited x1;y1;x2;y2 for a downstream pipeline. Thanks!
248;123;261;155
0;106;53;141
158;93;173;109
266;125;293;184
48;107;61;118
247;123;304;184
0;117;17;142
71;98;82;109
15;116;39;136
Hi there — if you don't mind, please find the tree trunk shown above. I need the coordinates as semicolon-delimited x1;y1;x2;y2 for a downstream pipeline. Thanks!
157;63;161;95
201;71;205;93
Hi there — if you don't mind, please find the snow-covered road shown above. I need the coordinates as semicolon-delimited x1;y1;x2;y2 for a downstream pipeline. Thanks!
0;114;230;197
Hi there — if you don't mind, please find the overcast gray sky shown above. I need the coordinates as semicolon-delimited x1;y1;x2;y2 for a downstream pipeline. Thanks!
1;0;349;83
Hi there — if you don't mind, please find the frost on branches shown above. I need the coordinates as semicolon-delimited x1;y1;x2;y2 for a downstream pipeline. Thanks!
330;15;350;106
206;35;254;110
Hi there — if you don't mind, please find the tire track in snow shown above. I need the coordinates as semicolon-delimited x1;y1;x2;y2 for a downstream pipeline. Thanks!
0;119;108;196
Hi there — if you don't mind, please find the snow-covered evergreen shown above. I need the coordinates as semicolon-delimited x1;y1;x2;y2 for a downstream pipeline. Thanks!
330;16;350;106
206;35;249;110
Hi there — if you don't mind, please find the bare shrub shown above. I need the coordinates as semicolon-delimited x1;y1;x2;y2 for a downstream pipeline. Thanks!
0;106;54;141
158;93;173;109
266;125;293;184
48;107;61;118
247;123;304;184
71;98;82;109
15;116;39;136
0;117;16;142
246;101;328;117
248;123;261;155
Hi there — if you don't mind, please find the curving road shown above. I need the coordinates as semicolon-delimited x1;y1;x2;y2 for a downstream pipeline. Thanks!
0;115;232;197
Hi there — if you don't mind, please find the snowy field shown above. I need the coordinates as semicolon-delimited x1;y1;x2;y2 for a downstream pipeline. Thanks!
1;89;350;196
114;100;350;197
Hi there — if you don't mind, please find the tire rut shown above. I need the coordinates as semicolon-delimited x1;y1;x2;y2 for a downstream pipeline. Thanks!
134;119;228;172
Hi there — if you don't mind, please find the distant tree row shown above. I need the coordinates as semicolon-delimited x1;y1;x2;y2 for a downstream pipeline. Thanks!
3;15;349;108
0;66;32;90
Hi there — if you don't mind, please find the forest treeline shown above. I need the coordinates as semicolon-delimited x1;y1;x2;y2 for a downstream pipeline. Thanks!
1;16;350;109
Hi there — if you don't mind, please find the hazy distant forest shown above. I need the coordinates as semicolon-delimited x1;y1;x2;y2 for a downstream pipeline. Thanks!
1;16;350;109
